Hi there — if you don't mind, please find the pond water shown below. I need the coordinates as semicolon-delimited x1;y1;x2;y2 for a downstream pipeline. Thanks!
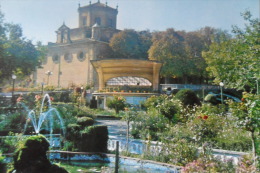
55;160;172;173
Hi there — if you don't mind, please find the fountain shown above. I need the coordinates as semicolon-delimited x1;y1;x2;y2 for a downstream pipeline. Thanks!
20;94;65;147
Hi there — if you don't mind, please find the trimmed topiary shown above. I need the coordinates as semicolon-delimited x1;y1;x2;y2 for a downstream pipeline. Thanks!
175;89;201;107
79;125;108;152
77;117;94;127
9;135;68;173
204;94;220;105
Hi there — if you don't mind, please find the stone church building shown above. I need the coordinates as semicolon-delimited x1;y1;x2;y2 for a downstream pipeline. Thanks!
35;1;119;88
34;1;162;95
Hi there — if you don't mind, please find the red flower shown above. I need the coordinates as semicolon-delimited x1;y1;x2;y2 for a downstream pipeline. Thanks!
202;115;208;120
50;97;54;101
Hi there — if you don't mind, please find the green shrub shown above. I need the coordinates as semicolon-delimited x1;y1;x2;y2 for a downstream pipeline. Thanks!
144;95;182;121
0;152;6;173
77;117;94;127
175;89;201;107
59;92;71;102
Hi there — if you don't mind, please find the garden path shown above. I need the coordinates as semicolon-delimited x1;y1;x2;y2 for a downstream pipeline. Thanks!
95;118;127;138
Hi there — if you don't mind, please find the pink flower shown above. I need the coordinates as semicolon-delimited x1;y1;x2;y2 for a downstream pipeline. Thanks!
35;95;42;101
50;97;54;101
16;96;23;102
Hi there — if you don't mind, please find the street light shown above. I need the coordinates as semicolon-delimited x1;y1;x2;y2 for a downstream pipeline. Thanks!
41;82;45;95
80;86;84;106
11;74;17;105
219;82;224;104
45;71;53;85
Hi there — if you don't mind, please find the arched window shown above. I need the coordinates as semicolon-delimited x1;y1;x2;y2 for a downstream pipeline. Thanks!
77;51;86;62
106;76;152;86
52;55;60;64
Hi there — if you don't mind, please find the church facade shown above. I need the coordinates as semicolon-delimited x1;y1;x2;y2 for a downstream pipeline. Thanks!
34;1;119;88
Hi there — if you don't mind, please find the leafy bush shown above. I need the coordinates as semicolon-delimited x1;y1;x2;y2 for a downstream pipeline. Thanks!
107;96;127;114
182;156;235;173
236;154;257;173
131;110;169;140
175;89;201;107
0;152;6;173
144;95;182;121
0;112;27;135
0;133;28;154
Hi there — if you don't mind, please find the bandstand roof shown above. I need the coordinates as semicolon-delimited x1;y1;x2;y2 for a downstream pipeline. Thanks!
91;59;162;91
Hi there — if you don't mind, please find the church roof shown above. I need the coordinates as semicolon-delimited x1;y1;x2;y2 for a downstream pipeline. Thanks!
58;23;70;31
79;1;117;11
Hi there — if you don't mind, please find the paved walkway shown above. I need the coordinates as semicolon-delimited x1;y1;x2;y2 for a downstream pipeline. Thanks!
95;118;127;138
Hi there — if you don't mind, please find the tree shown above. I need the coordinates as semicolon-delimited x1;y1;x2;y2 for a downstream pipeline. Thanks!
229;93;260;166
203;11;260;166
109;29;151;59
203;11;260;91
0;11;40;83
183;28;230;84
149;29;193;83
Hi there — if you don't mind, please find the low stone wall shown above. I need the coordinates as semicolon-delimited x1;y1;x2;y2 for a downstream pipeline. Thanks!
108;136;248;165
48;151;181;173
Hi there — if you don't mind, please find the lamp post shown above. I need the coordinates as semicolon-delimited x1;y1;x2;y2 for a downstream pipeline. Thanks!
219;82;224;104
11;74;17;105
80;86;84;106
41;82;45;95
45;71;53;85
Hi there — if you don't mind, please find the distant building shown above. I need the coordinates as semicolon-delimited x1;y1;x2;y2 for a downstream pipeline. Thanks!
34;1;119;88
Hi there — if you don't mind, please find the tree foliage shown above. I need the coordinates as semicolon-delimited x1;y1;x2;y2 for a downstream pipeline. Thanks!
203;11;260;91
0;10;41;83
148;28;229;83
109;29;151;59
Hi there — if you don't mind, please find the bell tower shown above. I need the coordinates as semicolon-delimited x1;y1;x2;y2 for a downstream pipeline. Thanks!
78;1;118;28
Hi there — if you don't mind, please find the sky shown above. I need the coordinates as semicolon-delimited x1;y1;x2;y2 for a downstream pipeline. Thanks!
0;0;259;44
